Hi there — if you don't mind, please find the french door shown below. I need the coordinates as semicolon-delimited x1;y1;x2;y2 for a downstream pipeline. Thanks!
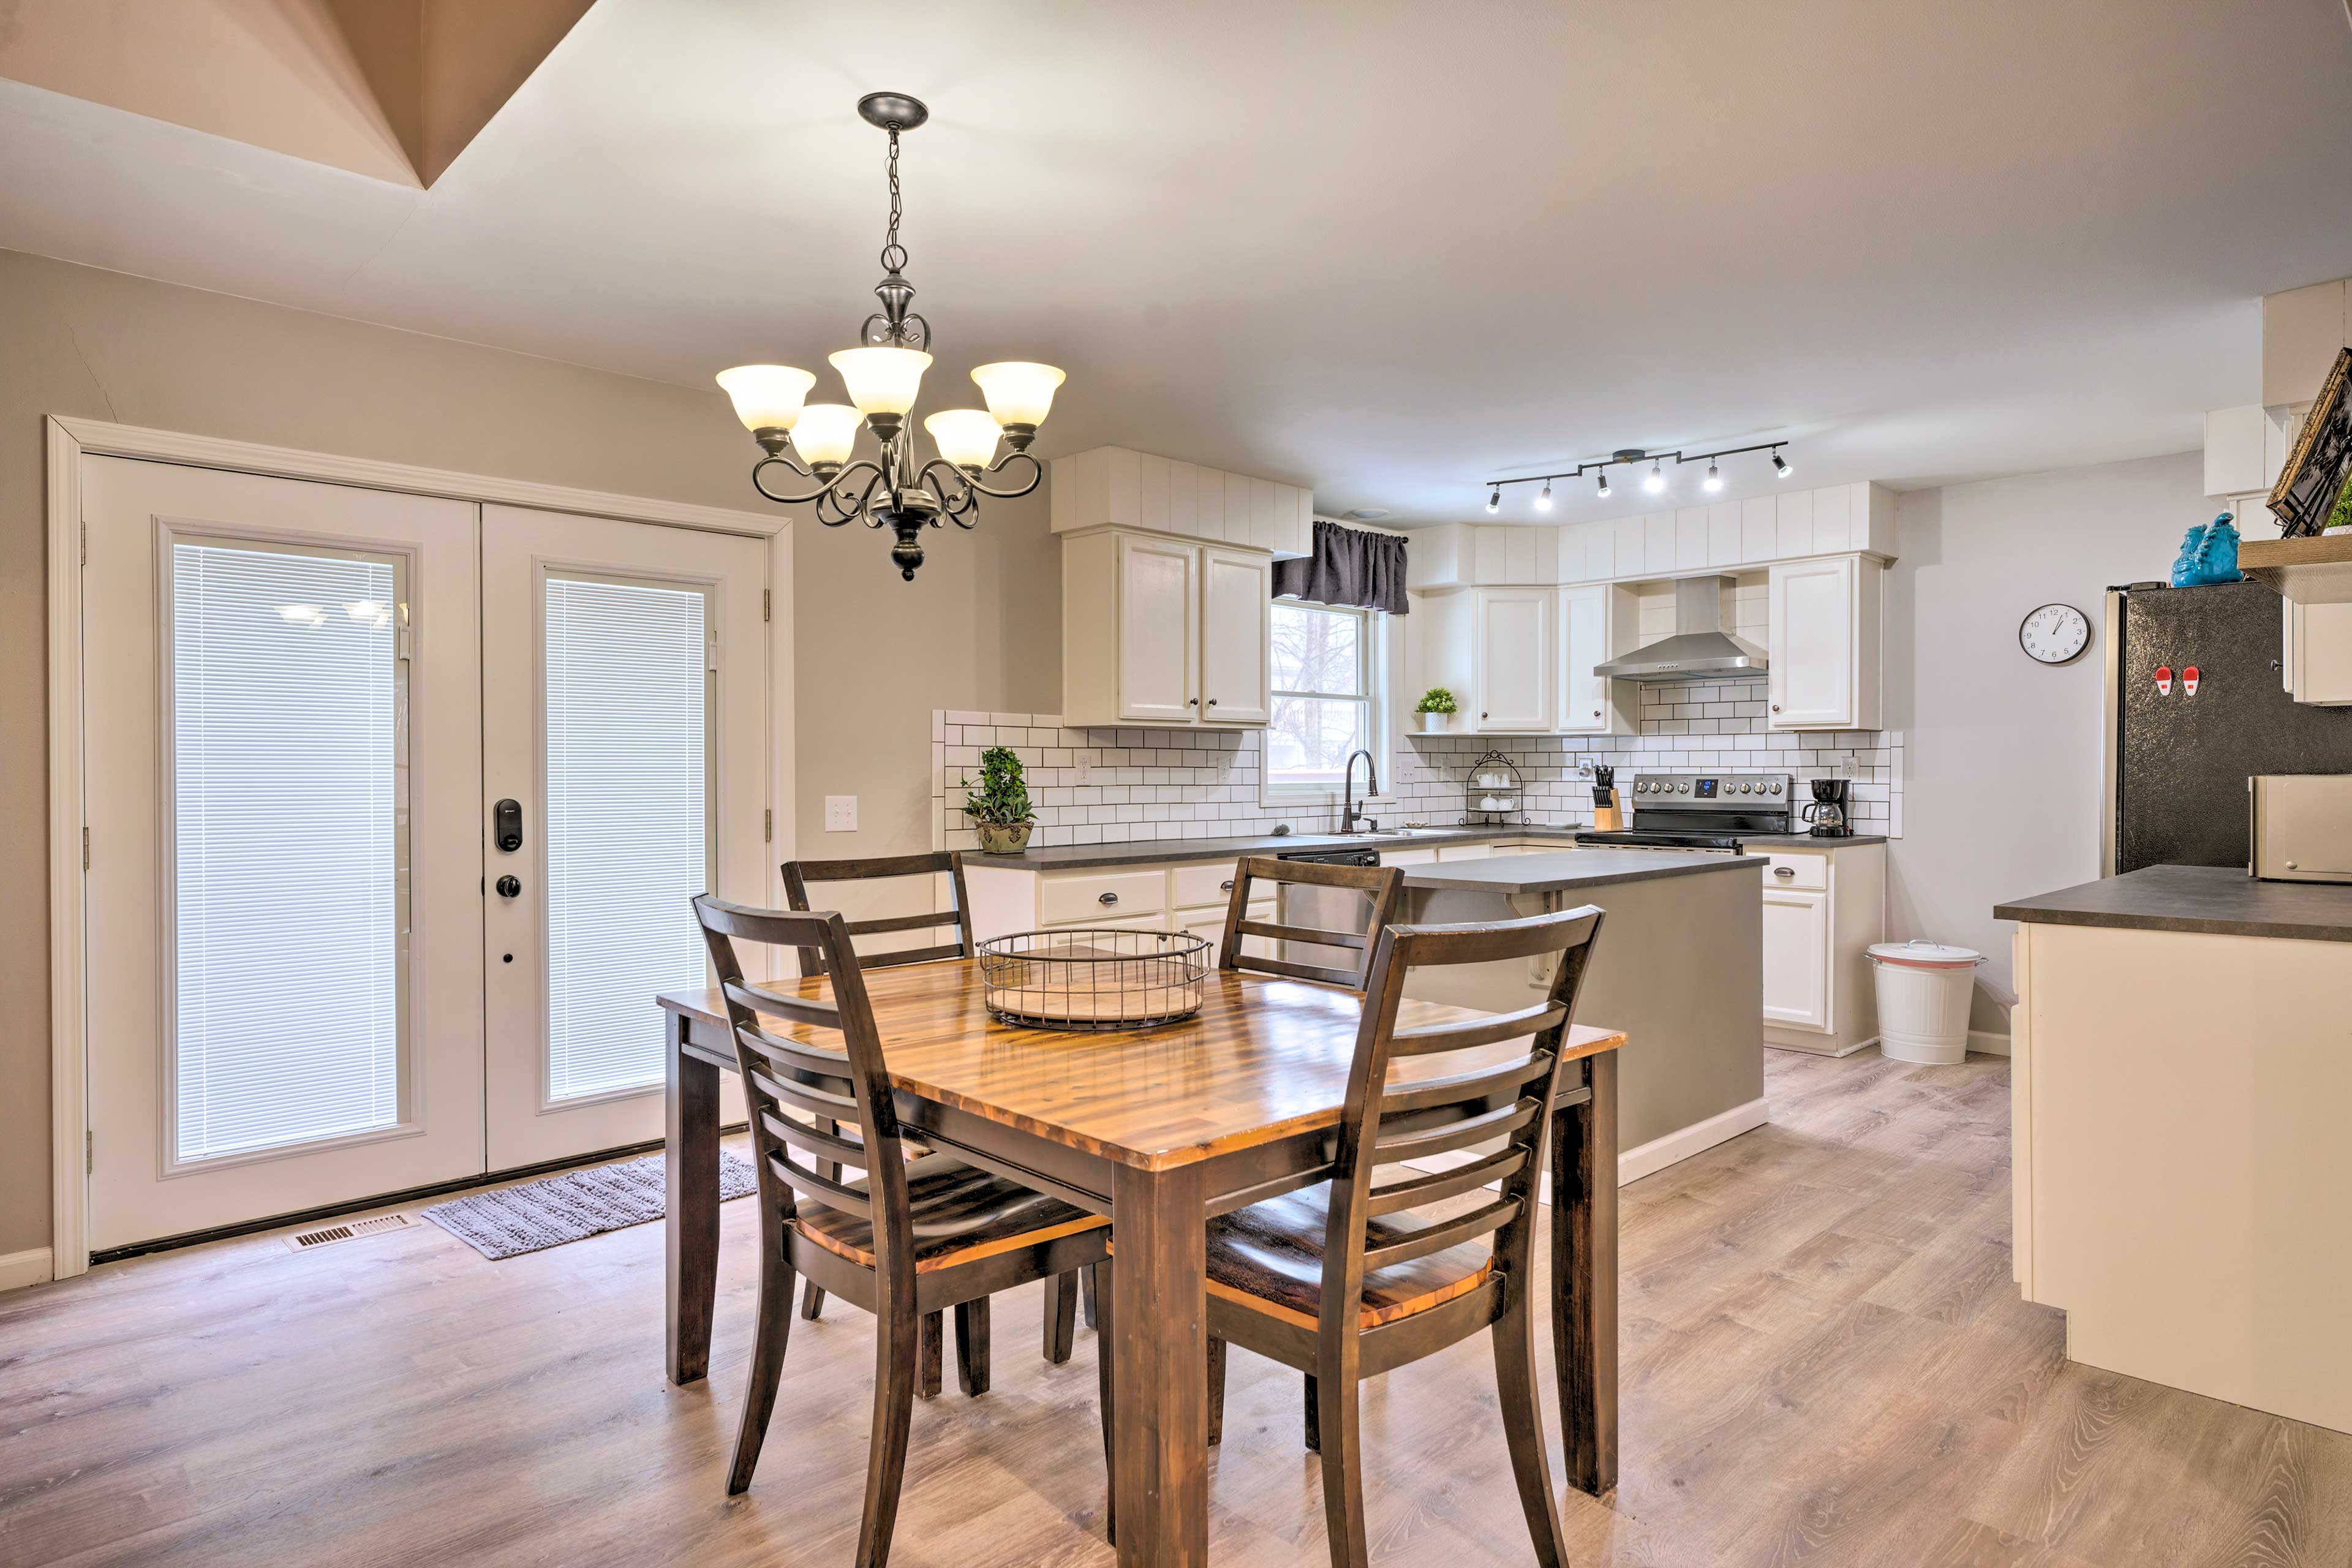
480;505;763;1169
82;462;767;1251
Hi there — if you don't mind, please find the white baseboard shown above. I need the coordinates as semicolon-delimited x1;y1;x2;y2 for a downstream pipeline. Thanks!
1618;1096;1771;1186
1967;1029;2012;1058
0;1247;55;1293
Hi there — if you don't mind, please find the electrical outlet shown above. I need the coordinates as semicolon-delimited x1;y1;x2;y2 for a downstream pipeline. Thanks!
824;796;858;832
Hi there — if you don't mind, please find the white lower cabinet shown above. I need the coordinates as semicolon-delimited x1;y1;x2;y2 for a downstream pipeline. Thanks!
1758;844;1888;1057
1761;888;1831;1030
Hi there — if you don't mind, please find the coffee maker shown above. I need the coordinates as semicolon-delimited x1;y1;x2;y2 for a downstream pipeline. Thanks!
1803;778;1854;837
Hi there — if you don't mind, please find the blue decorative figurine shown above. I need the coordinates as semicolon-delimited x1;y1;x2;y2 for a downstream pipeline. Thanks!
2170;521;2207;587
2195;510;2244;584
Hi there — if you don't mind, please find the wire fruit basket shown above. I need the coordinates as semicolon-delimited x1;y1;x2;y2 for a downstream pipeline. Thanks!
976;928;1212;1030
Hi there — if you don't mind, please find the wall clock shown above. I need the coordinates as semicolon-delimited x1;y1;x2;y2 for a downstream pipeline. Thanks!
2019;602;2090;665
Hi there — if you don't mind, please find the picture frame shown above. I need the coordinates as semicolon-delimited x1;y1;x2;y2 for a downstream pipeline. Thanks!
2267;345;2352;538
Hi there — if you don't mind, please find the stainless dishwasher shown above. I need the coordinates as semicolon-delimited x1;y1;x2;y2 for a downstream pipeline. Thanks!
1272;845;1382;974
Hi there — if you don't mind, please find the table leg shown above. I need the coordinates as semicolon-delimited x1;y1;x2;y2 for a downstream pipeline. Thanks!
1555;1049;1619;1495
666;1012;722;1385
1110;1161;1210;1568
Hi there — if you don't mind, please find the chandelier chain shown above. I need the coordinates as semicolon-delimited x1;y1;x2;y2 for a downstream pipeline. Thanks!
880;129;907;275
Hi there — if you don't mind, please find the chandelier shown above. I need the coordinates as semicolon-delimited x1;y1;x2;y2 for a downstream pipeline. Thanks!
717;92;1065;581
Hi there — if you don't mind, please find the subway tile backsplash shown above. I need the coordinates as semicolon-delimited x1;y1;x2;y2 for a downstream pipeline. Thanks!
932;688;1901;852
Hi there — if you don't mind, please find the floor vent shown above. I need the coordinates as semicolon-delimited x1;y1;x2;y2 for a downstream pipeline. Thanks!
284;1213;413;1252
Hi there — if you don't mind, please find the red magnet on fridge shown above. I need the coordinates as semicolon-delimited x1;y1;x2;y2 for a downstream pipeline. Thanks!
2154;665;2173;695
2183;665;2200;696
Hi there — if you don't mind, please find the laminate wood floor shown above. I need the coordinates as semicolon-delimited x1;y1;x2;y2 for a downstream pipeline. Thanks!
7;1050;2350;1567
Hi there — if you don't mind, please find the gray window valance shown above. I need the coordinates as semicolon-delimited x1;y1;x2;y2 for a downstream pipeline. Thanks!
1272;520;1409;615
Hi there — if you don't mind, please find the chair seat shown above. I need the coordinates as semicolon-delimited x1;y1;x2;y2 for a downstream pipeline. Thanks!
1204;1185;1493;1330
791;1155;1107;1274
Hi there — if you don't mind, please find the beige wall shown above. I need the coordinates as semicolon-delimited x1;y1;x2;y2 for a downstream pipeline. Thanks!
0;247;1060;1258
1883;450;2212;1031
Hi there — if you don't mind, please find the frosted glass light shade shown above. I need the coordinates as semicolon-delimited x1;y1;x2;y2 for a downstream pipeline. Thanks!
970;361;1065;427
716;364;816;432
924;410;1003;469
828;347;932;416
791;404;864;466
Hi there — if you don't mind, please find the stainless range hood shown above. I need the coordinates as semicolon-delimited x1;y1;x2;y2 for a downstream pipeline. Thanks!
1593;576;1766;682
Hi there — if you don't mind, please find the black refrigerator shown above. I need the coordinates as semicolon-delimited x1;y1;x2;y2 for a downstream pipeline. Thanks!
2106;580;2352;875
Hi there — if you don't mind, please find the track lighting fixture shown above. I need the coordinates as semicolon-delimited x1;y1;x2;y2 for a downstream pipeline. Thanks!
1482;439;1796;512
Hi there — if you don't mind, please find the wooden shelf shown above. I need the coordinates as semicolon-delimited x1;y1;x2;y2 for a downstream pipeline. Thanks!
2240;533;2352;605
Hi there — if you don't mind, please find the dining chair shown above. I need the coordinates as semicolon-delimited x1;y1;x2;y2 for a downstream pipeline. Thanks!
1144;904;1608;1568
693;896;1114;1562
1217;854;1406;989
782;850;1083;1383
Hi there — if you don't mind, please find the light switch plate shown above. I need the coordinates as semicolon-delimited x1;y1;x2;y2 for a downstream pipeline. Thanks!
824;796;858;832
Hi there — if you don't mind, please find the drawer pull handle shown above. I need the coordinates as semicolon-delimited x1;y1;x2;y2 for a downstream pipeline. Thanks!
1219;879;1235;892
1773;865;1796;879
1098;891;1119;905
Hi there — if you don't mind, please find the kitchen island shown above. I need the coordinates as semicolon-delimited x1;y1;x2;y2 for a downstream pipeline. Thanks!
1997;865;2352;1435
1392;850;1770;1182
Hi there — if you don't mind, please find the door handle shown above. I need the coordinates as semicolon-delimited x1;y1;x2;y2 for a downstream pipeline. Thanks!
496;875;522;898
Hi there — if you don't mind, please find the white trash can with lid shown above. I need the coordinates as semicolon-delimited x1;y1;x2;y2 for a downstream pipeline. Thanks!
1868;940;1985;1065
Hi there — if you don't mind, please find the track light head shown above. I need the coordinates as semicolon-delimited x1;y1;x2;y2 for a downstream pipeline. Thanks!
1643;461;1665;495
1703;461;1722;493
1535;481;1553;512
1596;470;1611;499
1487;487;1501;513
1772;449;1792;478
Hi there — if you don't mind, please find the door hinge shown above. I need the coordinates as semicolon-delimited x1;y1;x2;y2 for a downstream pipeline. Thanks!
763;589;771;622
86;1130;94;1174
82;826;90;870
764;808;772;843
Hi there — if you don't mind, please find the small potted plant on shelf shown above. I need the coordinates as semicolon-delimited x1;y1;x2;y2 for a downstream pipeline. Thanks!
962;745;1037;854
1414;687;1458;734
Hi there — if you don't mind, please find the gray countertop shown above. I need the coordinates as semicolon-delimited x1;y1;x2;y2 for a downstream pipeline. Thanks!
968;825;1882;870
1994;864;2352;943
1398;850;1771;895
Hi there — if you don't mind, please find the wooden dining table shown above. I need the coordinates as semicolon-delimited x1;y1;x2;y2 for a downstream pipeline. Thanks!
658;957;1626;1568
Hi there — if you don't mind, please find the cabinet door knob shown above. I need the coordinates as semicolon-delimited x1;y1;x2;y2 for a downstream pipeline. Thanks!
1098;891;1119;905
1593;709;1602;718
1188;697;1199;706
1771;703;1782;712
1481;711;1490;719
1207;698;1218;706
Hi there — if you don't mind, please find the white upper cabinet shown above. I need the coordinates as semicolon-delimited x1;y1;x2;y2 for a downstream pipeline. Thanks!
1767;553;1883;729
1116;534;1199;723
1472;587;1553;731
1558;582;1638;734
1061;530;1272;728
1199;546;1271;723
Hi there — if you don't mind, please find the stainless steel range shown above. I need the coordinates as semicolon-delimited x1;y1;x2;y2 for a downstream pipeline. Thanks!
1573;770;1794;852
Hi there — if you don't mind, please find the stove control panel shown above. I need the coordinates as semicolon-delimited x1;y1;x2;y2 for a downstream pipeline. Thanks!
1630;771;1792;807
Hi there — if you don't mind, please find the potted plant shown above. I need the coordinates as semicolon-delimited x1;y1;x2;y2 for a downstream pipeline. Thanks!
1414;687;1459;734
962;744;1037;854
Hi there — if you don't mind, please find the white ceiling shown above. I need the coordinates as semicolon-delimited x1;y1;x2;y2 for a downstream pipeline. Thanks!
5;0;2350;525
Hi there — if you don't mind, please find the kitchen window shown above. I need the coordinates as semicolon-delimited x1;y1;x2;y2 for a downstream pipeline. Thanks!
1265;601;1379;793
